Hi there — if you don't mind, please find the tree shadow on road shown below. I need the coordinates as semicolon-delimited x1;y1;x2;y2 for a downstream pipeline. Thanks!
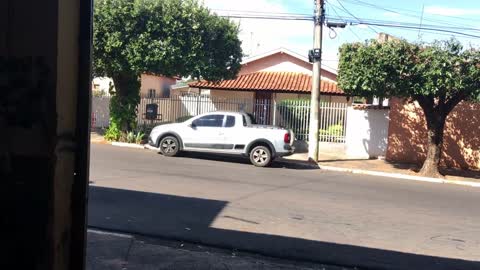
88;186;479;270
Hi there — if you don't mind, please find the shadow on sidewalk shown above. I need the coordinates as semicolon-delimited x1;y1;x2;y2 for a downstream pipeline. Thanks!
88;186;479;270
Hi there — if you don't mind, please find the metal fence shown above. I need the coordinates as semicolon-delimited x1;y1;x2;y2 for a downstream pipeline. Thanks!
137;95;254;126
92;95;348;142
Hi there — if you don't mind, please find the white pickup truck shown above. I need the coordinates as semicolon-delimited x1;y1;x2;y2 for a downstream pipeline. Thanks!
148;111;295;167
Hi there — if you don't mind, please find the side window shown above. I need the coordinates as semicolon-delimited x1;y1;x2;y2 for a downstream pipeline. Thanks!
193;114;224;127
246;113;256;124
243;114;252;126
225;116;235;128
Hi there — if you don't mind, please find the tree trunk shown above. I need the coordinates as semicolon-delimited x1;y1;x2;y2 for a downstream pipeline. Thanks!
111;73;141;132
419;114;446;177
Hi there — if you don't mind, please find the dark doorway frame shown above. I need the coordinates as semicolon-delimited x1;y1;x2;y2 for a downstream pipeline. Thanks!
71;0;93;268
254;91;273;125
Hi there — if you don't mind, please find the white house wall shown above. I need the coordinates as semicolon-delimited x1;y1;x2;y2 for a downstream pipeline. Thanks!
345;107;390;159
259;61;311;74
92;77;113;95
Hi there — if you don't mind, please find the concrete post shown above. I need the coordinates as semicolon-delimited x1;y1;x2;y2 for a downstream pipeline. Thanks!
308;0;325;161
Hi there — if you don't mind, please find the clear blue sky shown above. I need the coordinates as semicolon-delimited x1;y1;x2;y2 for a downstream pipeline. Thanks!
205;0;480;69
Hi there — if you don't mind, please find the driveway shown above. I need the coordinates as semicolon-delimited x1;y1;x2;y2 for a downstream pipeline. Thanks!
89;143;480;270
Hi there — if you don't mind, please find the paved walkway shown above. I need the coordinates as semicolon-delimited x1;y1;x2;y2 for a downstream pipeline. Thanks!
91;131;107;143
87;230;350;270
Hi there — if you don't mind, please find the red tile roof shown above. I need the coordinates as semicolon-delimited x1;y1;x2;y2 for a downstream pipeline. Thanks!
189;71;344;95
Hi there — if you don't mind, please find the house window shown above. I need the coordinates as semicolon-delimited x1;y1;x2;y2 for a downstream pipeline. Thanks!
148;89;156;98
161;83;171;98
93;83;100;91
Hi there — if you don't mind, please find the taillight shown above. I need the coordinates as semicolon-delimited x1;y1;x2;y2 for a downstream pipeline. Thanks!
284;132;291;143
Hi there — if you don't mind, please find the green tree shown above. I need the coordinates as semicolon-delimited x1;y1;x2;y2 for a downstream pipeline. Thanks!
338;39;480;177
93;0;242;132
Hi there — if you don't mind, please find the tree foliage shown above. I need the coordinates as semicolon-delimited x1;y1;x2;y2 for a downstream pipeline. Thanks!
93;0;243;133
338;39;480;176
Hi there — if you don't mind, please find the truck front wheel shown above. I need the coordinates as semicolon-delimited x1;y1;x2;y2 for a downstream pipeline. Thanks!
159;136;180;157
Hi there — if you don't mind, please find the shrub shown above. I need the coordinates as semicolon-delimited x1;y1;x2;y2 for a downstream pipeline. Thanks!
126;131;136;143
319;124;344;142
92;90;107;97
109;92;140;133
135;131;145;144
105;123;146;144
104;122;121;141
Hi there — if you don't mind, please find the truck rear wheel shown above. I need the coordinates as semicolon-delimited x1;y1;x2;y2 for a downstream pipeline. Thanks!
249;145;272;167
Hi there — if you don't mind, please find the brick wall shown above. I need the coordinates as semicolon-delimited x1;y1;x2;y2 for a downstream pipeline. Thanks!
386;98;480;170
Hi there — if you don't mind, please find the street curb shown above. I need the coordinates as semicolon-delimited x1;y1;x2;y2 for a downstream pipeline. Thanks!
317;165;480;188
88;228;133;239
277;159;320;169
111;142;146;149
144;144;160;151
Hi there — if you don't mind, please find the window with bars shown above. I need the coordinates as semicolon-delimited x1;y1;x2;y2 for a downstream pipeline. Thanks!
148;89;156;98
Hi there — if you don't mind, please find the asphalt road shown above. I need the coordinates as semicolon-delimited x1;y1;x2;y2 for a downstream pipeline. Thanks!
89;144;480;270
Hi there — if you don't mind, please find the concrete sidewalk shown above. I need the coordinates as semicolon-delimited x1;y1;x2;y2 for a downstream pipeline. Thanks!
284;153;480;185
87;229;351;270
91;131;108;144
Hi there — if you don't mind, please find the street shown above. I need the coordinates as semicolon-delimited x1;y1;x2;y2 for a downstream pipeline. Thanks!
89;144;480;270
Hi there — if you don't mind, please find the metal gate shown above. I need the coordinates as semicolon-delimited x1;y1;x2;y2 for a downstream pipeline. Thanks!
272;100;347;142
317;102;348;143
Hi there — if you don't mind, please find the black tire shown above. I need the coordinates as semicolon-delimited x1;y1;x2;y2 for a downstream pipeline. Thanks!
159;136;180;157
249;145;272;167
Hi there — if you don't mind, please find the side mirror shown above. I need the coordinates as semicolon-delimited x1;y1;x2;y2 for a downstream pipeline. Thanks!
188;122;196;128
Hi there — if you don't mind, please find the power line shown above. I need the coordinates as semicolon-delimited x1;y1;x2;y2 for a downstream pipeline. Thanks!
378;23;480;40
343;0;480;27
355;22;480;39
328;3;363;40
219;14;313;21
325;14;480;33
333;0;378;34
216;12;480;39
211;9;311;17
216;9;480;33
328;16;480;33
418;4;425;39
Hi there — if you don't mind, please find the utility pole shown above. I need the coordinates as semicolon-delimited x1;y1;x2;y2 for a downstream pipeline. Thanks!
308;0;325;162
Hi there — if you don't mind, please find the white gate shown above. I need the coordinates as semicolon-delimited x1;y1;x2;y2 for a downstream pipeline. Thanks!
318;102;348;143
271;100;347;142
